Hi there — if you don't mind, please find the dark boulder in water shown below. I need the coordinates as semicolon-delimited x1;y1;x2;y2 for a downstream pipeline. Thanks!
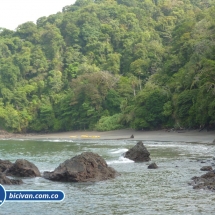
6;159;41;177
148;162;158;169
190;170;215;191
0;172;23;185
43;152;119;182
0;159;13;173
124;141;151;162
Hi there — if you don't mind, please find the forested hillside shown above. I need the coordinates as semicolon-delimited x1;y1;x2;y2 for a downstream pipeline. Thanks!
0;0;215;132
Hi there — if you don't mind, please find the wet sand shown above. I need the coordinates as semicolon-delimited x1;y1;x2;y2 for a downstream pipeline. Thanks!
3;129;215;143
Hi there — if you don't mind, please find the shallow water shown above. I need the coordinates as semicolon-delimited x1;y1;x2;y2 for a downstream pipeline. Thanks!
0;139;215;215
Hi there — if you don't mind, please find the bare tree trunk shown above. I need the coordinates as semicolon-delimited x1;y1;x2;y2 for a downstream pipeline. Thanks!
139;76;142;91
133;88;136;96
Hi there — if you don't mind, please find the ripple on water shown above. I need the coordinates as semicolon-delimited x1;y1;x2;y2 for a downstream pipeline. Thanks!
1;139;215;214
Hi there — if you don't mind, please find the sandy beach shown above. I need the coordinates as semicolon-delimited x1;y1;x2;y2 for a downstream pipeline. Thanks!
2;129;215;143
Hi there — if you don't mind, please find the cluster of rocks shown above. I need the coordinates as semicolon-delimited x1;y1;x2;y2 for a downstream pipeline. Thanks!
6;141;215;193
39;140;159;183
124;141;158;169
3;139;215;195
0;159;40;185
0;152;119;185
190;163;215;191
190;170;215;191
0;140;157;185
125;141;215;191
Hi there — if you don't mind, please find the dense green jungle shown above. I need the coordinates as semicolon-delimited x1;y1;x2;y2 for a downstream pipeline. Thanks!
0;0;215;133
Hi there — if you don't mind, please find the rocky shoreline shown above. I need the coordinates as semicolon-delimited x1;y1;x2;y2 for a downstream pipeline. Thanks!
0;152;119;185
0;141;154;185
1;137;215;192
189;158;215;191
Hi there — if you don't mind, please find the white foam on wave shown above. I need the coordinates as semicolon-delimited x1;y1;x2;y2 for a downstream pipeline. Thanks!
39;139;73;143
13;139;25;141
107;156;134;165
147;144;190;148
110;148;128;154
52;139;65;142
149;144;210;152
40;169;53;173
1;138;26;141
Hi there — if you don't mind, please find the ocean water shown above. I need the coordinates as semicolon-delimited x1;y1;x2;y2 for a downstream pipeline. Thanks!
0;138;215;215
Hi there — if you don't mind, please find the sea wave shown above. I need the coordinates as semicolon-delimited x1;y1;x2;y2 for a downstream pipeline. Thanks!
110;148;128;154
38;139;74;142
107;156;134;165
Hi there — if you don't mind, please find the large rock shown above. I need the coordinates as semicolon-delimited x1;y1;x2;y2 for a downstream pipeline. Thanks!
0;159;13;173
190;170;215;191
0;172;23;185
200;166;213;171
43;152;119;182
6;159;41;177
124;141;151;162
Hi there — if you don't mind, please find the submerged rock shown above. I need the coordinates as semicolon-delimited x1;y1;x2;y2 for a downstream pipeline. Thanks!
6;159;41;177
200;161;206;163
190;170;215;191
0;159;13;173
200;166;213;171
148;162;158;169
43;152;119;182
0;172;23;185
124;141;151;162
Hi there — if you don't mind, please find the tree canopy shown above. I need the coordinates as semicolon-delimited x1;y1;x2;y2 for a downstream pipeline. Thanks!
0;0;215;132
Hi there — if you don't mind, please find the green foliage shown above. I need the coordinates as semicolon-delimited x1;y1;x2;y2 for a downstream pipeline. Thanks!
95;114;124;131
134;85;168;129
103;89;121;115
0;0;215;132
30;98;56;132
174;90;198;127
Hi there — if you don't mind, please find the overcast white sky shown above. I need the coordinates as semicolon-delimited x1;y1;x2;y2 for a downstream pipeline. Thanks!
0;0;76;30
